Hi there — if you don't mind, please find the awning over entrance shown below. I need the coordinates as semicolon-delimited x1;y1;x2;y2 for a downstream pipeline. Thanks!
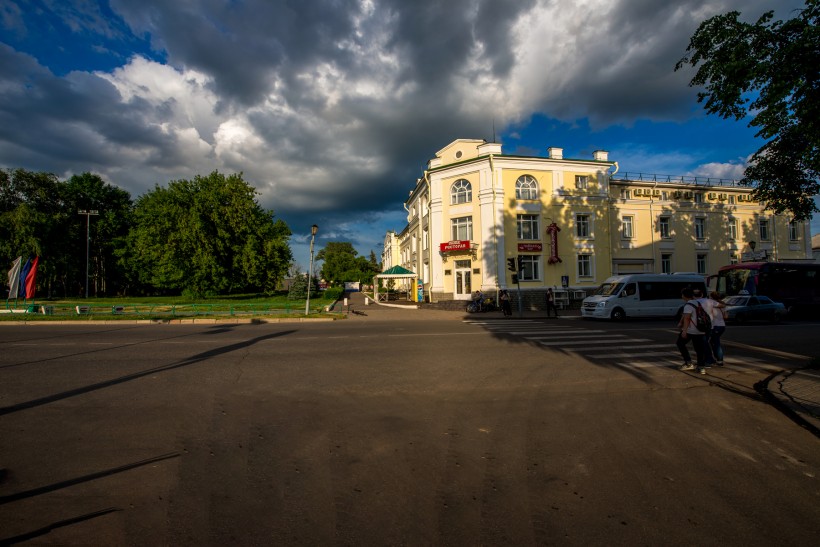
373;266;417;302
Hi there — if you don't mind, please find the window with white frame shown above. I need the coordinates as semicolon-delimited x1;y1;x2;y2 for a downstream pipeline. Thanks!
661;191;669;201
515;175;538;200
694;192;704;204
622;215;634;239
695;217;706;240
789;220;800;241
696;253;707;274
517;214;540;240
422;228;428;250
728;218;737;240
577;253;593;278
519;255;540;281
575;213;591;238
661;253;672;274
451;216;473;241
620;188;631;199
575;175;589;189
729;252;738;264
659;216;670;239
728;195;736;204
759;218;770;241
450;179;472;204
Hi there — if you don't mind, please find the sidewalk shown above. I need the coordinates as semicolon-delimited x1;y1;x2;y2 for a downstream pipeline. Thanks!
340;291;820;437
764;368;820;436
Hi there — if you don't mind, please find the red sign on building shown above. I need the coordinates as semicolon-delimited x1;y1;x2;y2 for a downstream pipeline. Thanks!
440;240;471;252
517;243;543;252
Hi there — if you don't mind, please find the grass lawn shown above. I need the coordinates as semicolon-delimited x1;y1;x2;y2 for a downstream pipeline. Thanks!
0;292;343;321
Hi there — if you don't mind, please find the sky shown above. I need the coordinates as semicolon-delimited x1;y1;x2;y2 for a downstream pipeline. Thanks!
1;0;816;270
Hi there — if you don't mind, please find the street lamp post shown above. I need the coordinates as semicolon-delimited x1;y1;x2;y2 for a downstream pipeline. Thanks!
78;209;99;298
305;224;318;315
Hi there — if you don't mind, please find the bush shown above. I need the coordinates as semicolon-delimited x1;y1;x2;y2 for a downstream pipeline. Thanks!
323;287;343;301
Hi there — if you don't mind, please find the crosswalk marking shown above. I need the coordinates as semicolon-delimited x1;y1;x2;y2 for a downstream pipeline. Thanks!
463;318;783;374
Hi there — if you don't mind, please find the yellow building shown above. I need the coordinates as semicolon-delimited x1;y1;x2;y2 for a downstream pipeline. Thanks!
391;139;812;306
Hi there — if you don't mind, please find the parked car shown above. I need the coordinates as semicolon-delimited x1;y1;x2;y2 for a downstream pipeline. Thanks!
723;295;787;324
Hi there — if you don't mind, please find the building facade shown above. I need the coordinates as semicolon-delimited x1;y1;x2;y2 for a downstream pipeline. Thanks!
389;139;813;305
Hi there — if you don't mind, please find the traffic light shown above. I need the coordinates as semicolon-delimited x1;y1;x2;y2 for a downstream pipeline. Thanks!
517;256;524;272
507;258;516;272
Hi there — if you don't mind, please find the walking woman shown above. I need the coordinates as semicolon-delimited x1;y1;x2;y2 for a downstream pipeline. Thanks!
708;291;727;366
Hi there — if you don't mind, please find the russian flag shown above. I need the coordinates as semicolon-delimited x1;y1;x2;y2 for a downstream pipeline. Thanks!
17;256;39;300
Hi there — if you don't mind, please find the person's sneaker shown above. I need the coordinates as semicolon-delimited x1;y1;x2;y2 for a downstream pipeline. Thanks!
678;363;695;371
698;367;707;375
716;361;724;366
704;362;714;369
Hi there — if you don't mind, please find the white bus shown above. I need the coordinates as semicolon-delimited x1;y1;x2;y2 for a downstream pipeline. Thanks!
581;274;707;320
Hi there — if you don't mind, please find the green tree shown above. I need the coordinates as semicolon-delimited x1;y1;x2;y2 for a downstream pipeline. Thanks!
0;168;67;297
62;173;133;297
123;171;292;296
676;0;820;220
317;242;380;286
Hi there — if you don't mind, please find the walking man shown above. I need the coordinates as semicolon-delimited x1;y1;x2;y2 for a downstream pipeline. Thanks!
677;287;711;374
545;288;559;318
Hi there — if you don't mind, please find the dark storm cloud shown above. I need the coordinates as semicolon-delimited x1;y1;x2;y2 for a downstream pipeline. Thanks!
0;0;811;228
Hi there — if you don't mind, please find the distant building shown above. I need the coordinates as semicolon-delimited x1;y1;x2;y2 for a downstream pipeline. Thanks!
813;233;820;263
387;139;812;305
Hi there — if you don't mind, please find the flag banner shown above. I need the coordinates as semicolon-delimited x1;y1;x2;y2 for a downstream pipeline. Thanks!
7;256;22;299
24;256;39;299
19;257;32;298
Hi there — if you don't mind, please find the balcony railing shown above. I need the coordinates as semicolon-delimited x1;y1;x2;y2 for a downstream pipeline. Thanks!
612;172;748;187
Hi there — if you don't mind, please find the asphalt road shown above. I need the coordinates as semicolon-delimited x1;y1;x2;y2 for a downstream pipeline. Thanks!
0;318;818;546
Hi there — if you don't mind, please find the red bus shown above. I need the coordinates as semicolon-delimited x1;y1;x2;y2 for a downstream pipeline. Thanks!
713;262;820;316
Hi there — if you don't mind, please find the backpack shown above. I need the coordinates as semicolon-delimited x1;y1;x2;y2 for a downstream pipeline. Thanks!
687;302;712;333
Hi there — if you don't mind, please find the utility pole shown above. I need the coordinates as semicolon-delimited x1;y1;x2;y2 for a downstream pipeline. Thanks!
78;209;99;298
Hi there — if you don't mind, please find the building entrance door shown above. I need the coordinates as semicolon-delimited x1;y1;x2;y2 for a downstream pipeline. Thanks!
454;260;471;300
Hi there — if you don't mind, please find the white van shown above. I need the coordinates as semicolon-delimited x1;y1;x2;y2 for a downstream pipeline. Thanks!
581;274;707;320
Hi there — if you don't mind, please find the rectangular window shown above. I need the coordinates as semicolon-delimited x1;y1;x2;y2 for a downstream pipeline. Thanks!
728;218;737;240
620;189;631;199
451;216;473;241
659;216;670;239
575;175;588;189
519;255;540;281
661;253;672;274
696;253;707;274
789;220;799;241
695;217;706;240
729;252;738;265
728;195;736;204
577;254;592;278
622;216;634;239
517;214;539;240
759;219;770;241
576;214;590;238
661;191;669;201
694;192;704;204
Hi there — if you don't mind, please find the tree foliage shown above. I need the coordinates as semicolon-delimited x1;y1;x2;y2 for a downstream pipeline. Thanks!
676;0;820;220
123;171;292;296
316;242;380;286
0;169;131;297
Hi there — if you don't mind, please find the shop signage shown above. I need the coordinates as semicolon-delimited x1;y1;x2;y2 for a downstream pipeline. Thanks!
440;240;471;252
546;222;562;264
518;243;543;252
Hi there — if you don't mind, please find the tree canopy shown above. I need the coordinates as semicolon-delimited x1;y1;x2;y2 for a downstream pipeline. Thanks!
124;171;292;296
316;242;380;286
676;0;820;220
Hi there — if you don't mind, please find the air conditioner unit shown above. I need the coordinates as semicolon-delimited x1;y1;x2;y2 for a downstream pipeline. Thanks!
634;189;643;196
719;193;728;200
708;192;717;200
652;189;661;196
738;195;747;202
672;191;682;199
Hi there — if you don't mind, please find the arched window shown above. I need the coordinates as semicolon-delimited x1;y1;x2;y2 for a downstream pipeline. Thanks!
515;175;538;200
451;179;472;204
